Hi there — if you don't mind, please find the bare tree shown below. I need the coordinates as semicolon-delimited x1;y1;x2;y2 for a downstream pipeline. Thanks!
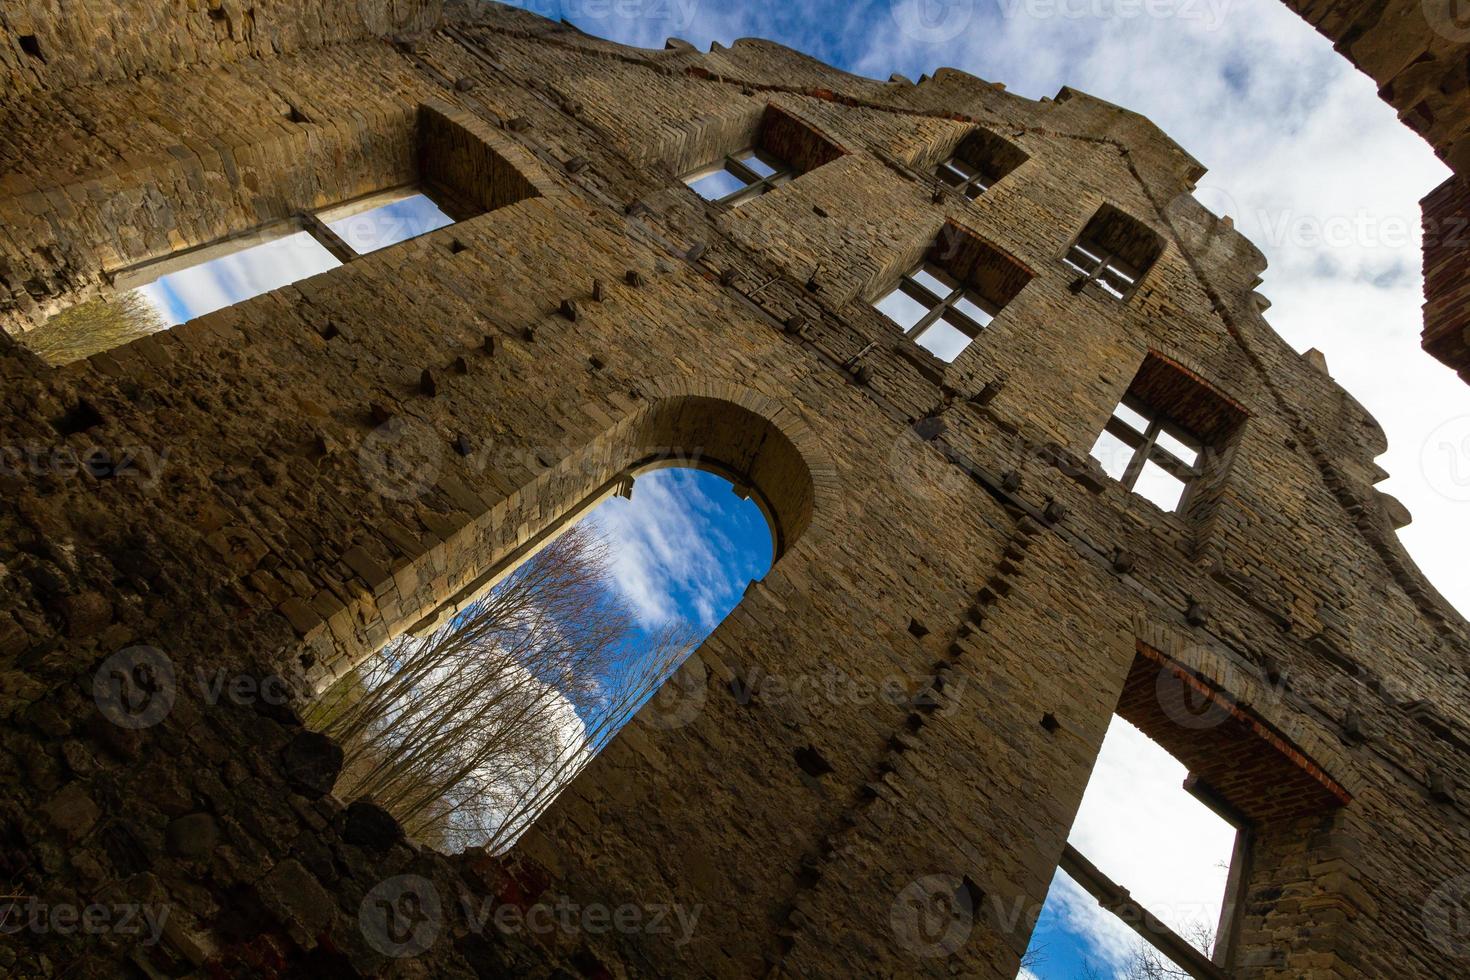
1020;938;1048;975
1078;922;1215;980
481;615;693;853
18;290;167;365
307;523;697;852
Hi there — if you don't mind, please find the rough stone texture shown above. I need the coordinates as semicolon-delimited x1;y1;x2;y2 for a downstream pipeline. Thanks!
0;2;1467;978
1421;174;1470;382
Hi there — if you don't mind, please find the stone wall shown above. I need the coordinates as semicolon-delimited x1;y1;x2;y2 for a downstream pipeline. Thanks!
0;0;442;96
0;3;1468;978
1422;174;1470;382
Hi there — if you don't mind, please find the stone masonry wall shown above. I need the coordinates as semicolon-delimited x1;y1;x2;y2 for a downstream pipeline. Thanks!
0;2;1468;978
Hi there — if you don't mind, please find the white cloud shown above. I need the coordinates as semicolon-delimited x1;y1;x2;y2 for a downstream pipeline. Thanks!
323;193;454;254
1028;717;1234;977
1069;717;1235;939
846;0;1465;612
588;468;757;630
139;229;341;325
1043;869;1140;972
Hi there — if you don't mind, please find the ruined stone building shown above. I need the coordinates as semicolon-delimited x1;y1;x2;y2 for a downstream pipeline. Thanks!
2;1;1470;977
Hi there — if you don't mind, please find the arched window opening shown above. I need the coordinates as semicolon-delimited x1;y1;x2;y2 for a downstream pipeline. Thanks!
1020;716;1240;980
304;467;773;855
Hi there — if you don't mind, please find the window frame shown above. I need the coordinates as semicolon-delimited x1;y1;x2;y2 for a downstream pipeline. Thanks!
1106;395;1203;486
1035;637;1353;978
108;184;448;295
1063;239;1145;300
936;155;992;199
682;148;796;207
1094;394;1205;511
874;261;998;361
1057;765;1250;980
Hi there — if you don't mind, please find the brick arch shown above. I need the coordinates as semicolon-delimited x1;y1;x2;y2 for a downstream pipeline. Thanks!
295;381;840;693
1121;617;1366;976
1132;616;1360;803
635;377;842;550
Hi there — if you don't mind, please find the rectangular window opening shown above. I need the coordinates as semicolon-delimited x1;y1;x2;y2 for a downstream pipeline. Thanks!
679;104;843;208
17;221;347;365
1088;355;1245;514
683;147;797;207
1064;204;1164;301
137;225;343;328
319;187;455;256
872;223;1031;364
936;126;1028;200
20;186;459;366
1020;715;1244;980
1020;643;1351;978
873;261;997;363
14;102;537;367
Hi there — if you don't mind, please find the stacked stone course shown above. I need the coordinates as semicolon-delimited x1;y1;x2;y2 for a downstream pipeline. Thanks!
0;2;1467;977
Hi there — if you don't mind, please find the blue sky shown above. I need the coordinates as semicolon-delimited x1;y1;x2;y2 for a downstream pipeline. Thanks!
138;193;452;325
562;468;773;745
587;467;773;634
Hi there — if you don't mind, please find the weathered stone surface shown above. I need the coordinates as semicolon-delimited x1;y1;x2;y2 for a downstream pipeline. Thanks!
40;783;99;841
0;3;1463;979
281;732;344;799
257;857;337;948
60;592;111;639
166;813;220;860
342;799;404;851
